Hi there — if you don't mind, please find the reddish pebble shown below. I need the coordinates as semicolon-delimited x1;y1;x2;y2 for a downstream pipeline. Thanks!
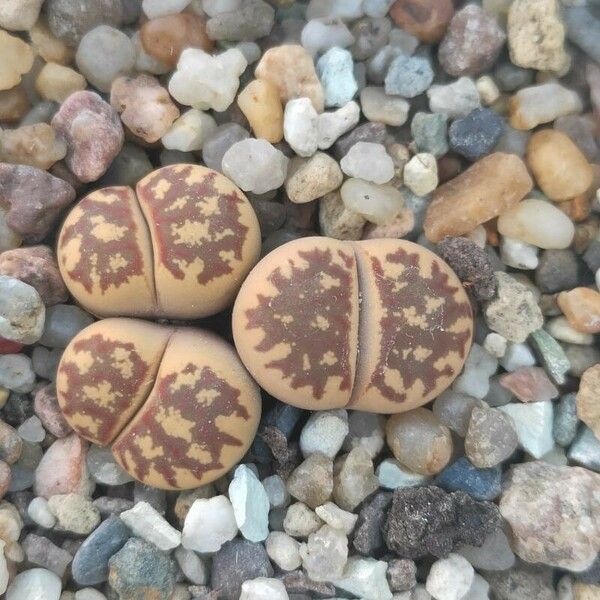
51;90;124;183
140;13;214;69
390;0;454;43
438;4;506;77
34;384;73;438
0;245;68;306
34;433;92;498
0;163;76;243
500;366;559;403
0;337;23;354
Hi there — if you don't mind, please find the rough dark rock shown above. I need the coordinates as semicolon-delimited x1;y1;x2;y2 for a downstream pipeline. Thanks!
353;491;393;556
383;485;501;559
437;236;497;302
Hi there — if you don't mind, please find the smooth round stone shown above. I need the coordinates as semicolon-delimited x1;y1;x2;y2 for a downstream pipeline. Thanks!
265;531;301;571
360;86;409;127
465;406;518;468
75;26;135;93
35;63;86;103
500;236;539;270
300;410;348;459
38;305;94;349
497;198;575;249
143;0;191;18
6;568;62;600
341;178;404;224
237;79;283;143
432;390;481;437
17;416;45;444
27;497;56;529
386;408;453;475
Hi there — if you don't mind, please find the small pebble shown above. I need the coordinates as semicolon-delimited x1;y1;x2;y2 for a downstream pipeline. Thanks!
390;0;454;44
402;153;439;196
316;47;358;108
22;533;73;577
449;108;505;161
340;142;394;184
182;496;237;553
6;568;62;600
500;400;554;458
438;4;506;78
314;501;357;535
48;494;100;535
465;405;518;467
283;97;319;157
229;464;270;543
427;77;481;119
319;190;366;240
334;556;392;600
411;112;449;157
343;411;385;458
426;553;474;600
169;48;247;112
333;448;378;511
222;138;288;194
121;501;181;551
341;178;404;225
0;275;45;345
265;531;301;571
286;453;333;510
285;153;343;204
237;79;283;143
299;410;348;459
202;122;250;172
0;31;34;92
174;547;207;586
452;343;498;400
161;109;217;152
0;124;67;171
299;524;348;582
205;0;274;42
386;408;453;476
317;101;360;149
301;17;355;58
385;55;434;98
239;577;288;600
27;497;56;529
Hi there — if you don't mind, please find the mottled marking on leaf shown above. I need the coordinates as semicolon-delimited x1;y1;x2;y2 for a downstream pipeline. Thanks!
139;165;249;285
58;334;150;444
369;246;472;403
114;363;250;488
59;188;145;293
245;246;355;400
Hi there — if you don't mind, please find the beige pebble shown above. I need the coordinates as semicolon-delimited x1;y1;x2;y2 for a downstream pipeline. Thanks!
476;75;500;105
0;31;34;91
0;87;29;123
237;79;283;143
362;207;415;240
285;153;343;204
403;153;438;196
35;63;87;103
29;18;74;65
576;365;600;441
557;288;600;334
318;190;366;240
0;123;67;170
526;129;594;201
424;153;533;242
255;44;324;112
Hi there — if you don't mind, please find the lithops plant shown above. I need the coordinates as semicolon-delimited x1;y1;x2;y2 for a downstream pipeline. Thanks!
57;164;261;319
56;318;261;489
233;237;473;413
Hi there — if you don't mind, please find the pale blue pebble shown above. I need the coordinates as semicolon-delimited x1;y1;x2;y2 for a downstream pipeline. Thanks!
228;464;270;543
317;46;358;108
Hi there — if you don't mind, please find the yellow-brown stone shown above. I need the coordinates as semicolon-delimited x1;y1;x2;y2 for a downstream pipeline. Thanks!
57;164;261;320
237;79;283;143
57;318;261;490
424;153;533;242
0;31;34;91
527;129;594;201
558;287;600;334
576;364;600;441
233;236;473;413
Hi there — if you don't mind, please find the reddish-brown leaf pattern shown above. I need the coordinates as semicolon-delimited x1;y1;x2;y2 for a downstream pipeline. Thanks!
139;166;249;285
114;363;250;488
245;246;355;400
369;246;472;403
58;334;150;445
59;187;145;293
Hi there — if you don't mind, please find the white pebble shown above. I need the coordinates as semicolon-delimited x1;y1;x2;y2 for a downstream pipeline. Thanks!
240;577;289;600
546;316;594;345
462;574;490;600
500;236;539;269
340;142;394;184
342;411;385;459
500;342;536;371
334;556;392;600
202;0;242;17
6;568;61;600
181;495;238;553
317;101;360;149
121;501;181;551
427;77;481;119
341;178;404;225
162;109;217;152
266;531;302;571
284;97;319;157
497;198;575;250
403;153;438;196
301;17;355;57
74;590;107;600
262;474;290;509
426;554;474;600
376;458;429;490
483;333;508;359
222;138;289;194
314;502;357;534
500;401;554;459
142;0;191;18
169;48;247;112
360;86;410;126
27;497;56;529
300;410;349;459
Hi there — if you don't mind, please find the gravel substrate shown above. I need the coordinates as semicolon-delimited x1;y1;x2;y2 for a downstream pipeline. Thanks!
1;1;600;599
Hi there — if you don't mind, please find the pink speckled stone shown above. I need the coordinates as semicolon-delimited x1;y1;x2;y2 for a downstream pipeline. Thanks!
499;366;559;403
